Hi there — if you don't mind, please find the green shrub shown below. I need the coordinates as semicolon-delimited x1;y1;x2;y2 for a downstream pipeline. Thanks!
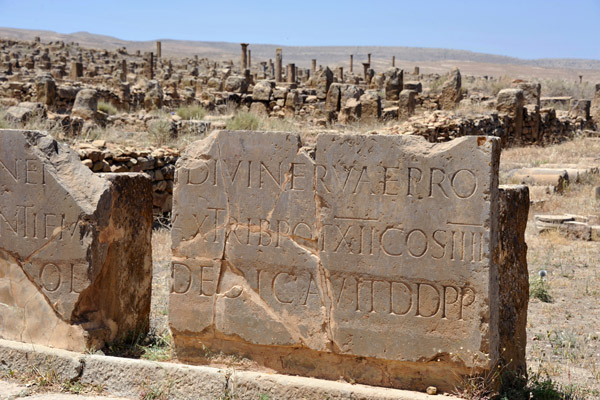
530;277;553;303
226;111;260;131
176;105;207;120
98;101;117;116
148;119;175;146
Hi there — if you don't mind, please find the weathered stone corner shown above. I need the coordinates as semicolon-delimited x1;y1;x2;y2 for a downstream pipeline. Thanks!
0;129;153;351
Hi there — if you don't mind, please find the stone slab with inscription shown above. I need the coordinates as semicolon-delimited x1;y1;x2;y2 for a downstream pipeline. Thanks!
0;129;153;352
170;130;525;391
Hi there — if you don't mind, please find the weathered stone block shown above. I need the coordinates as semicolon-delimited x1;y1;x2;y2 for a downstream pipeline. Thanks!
515;82;541;107
398;89;417;120
497;185;529;375
0;130;152;352
439;68;462;110
252;80;275;102
338;98;361;123
325;83;342;112
170;130;522;392
497;89;524;141
384;68;403;101
224;75;248;94
71;88;98;120
359;91;381;120
5;102;46;124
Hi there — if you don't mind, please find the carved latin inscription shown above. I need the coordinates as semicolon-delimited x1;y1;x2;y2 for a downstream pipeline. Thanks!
171;131;499;368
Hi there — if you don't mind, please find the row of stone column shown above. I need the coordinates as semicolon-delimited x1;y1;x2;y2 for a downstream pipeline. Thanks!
238;44;415;83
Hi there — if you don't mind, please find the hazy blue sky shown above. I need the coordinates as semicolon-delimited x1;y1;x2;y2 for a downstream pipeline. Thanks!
0;0;598;60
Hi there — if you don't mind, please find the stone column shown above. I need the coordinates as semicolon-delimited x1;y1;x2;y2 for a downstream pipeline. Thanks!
286;63;296;83
268;59;274;78
368;53;371;65
143;52;153;79
70;61;83;78
156;41;162;58
120;59;127;82
248;50;251;68
240;43;248;71
275;48;283;83
413;66;420;75
363;62;370;81
311;59;316;75
591;83;600;122
337;67;343;82
350;54;353;73
392;56;395;67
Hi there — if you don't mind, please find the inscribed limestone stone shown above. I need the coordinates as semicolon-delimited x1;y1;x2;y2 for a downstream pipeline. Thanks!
170;130;516;391
0;129;152;351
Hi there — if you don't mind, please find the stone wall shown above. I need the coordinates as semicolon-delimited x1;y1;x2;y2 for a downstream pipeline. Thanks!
74;141;178;216
396;109;592;147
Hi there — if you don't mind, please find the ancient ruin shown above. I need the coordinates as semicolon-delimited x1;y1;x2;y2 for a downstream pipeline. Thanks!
1;29;600;398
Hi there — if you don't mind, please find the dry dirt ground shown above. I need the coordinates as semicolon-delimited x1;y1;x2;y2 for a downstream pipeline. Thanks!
501;137;600;398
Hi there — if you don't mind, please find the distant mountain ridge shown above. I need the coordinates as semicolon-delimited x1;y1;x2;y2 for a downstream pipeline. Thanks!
2;26;600;74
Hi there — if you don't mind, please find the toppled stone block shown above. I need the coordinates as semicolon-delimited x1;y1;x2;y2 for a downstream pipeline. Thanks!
497;88;524;142
325;83;342;112
315;67;333;99
359;91;381;120
224;75;248;94
34;73;56;106
252;80;275;102
508;167;568;193
0;130;153;351
381;106;399;121
534;214;596;241
71;88;98;120
169;131;521;392
144;80;163;111
384;68;403;101
5;102;46;124
338;98;361;123
515;82;541;107
398;89;417;120
439;68;462;110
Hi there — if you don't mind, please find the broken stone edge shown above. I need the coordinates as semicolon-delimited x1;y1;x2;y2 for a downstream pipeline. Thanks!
0;338;457;400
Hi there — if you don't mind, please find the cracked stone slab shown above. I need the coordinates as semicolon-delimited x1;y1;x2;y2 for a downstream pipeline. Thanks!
0;129;153;351
169;130;524;392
